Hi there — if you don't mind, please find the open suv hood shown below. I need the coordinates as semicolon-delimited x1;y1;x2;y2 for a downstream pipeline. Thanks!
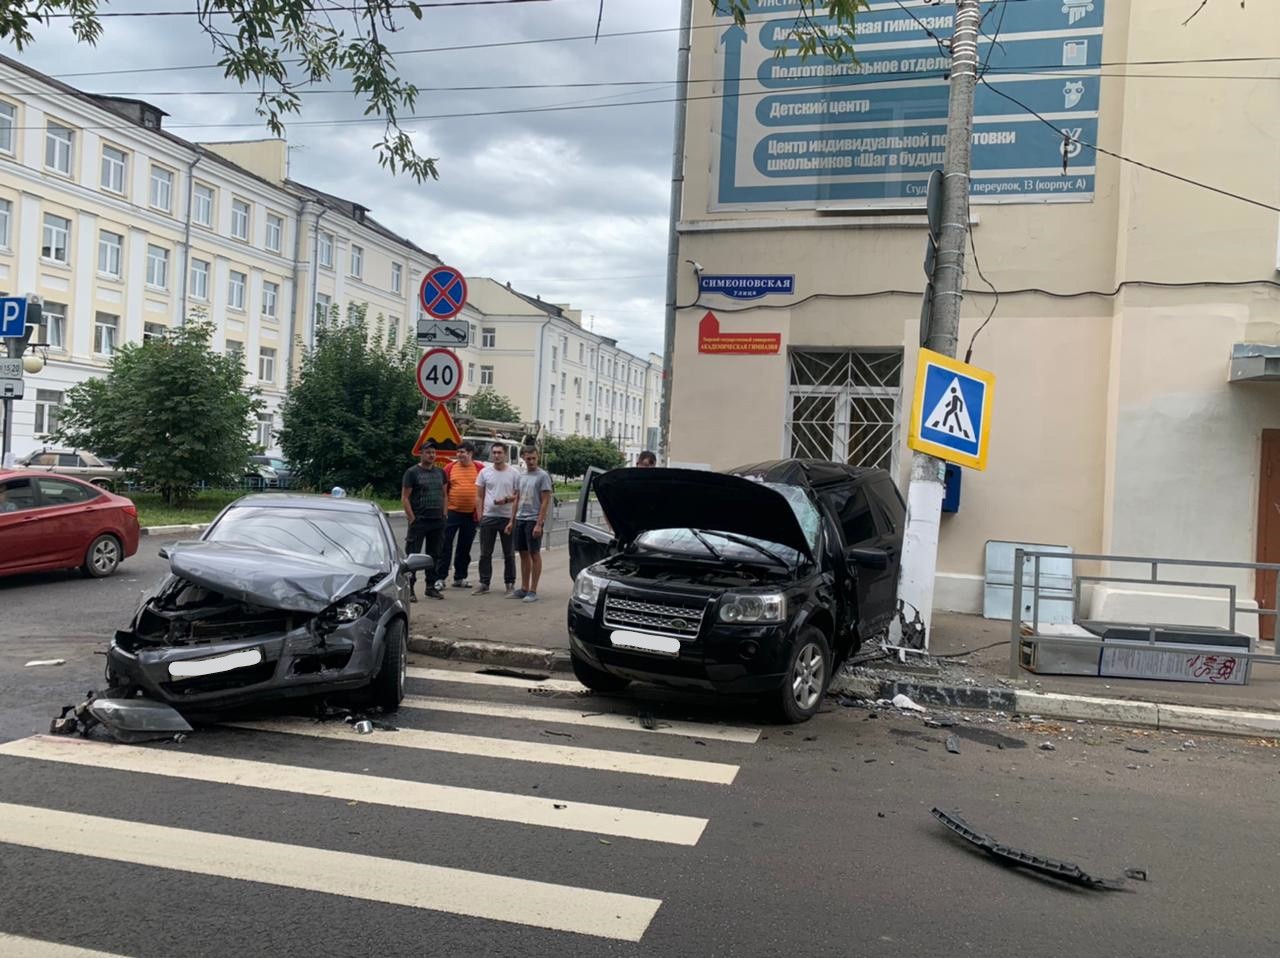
593;468;814;558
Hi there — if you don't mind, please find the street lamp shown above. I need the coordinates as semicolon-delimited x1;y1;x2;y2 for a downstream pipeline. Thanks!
22;352;44;374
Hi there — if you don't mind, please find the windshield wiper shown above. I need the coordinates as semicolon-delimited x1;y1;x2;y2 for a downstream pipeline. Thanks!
688;529;725;561
703;531;792;570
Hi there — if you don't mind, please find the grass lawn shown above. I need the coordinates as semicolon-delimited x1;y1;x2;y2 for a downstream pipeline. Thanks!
125;489;402;528
554;481;582;499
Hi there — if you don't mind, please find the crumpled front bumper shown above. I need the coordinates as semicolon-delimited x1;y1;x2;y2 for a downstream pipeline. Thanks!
106;615;386;711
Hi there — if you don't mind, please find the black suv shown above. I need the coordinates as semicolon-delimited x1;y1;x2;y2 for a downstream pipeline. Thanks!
567;459;905;722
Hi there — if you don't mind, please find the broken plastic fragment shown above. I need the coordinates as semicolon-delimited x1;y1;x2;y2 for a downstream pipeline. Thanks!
352;720;374;734
891;693;926;713
945;735;961;755
88;698;193;744
25;659;66;668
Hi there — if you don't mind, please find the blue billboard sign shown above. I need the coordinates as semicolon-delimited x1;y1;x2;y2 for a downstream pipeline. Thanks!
711;0;1106;210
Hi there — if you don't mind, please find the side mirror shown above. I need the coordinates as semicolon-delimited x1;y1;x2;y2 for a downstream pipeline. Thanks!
846;546;889;570
404;553;434;572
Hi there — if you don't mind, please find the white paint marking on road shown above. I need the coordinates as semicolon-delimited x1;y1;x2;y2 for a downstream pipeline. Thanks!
401;695;761;744
0;802;662;942
224;719;739;785
0;736;707;845
408;666;586;692
0;934;133;958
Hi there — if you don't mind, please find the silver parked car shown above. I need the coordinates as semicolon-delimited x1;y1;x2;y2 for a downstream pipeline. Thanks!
17;448;127;490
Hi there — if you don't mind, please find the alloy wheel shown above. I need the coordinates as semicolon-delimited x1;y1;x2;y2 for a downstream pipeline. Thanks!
791;642;825;712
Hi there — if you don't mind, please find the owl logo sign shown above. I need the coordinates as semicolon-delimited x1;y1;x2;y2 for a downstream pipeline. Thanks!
1063;80;1085;110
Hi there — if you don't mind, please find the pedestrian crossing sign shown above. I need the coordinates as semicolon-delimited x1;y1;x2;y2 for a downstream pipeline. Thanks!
907;349;995;471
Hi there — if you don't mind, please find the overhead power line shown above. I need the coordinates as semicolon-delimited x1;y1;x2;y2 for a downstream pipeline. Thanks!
36;0;556;15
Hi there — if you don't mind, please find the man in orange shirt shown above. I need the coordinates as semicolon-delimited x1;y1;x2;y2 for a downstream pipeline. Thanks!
436;442;481;590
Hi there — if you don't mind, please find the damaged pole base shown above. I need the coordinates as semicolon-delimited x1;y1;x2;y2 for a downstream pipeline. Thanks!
931;807;1142;891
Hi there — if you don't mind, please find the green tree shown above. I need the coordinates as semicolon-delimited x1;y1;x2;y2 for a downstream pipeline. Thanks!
542;435;625;482
466;388;521;424
53;316;262;504
278;302;422;496
0;2;863;182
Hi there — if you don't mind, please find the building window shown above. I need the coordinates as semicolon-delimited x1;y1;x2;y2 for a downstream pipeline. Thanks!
551;346;558;372
256;412;274;449
350;245;363;278
560;372;566;393
41;214;70;263
100;146;127;194
0;198;9;247
34;389;63;436
467;362;475;384
318;232;333;268
190;258;210;300
0;101;14;155
226;339;244;363
575;412;581;432
387;319;398;346
550;385;556;409
45;122;74;175
262;281;279;320
558;409;565;429
258;346;276;384
145;244;169;289
228;270;247;311
481;327;496;349
97;230;123;278
94;312;119;356
193;184;214;227
480;365;494;386
230;198;250;241
787;349;904;473
37;302;66;350
265;213;283;253
578;343;584;363
391;262;402;294
314;292;332;325
143;322;166;342
150;165;173;212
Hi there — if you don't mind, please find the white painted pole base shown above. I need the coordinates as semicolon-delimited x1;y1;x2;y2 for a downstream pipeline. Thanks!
895;451;947;651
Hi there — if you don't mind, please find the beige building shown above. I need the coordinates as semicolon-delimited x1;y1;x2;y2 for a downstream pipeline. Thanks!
666;1;1280;619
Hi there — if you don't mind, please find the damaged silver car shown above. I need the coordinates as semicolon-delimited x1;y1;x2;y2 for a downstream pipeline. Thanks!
107;494;430;712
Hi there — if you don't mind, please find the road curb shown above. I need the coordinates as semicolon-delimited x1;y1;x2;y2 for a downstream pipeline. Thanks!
140;523;209;536
408;634;573;673
830;672;1280;740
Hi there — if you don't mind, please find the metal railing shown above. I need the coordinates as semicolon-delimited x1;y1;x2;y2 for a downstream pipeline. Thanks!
1009;549;1280;680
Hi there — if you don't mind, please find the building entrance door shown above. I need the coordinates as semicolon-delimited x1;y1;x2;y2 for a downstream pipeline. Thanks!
1256;430;1280;641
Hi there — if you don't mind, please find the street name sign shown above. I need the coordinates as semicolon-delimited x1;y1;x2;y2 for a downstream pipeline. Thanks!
416;348;462;402
419;265;468;321
907;348;995;471
698;274;795;301
417;317;471;348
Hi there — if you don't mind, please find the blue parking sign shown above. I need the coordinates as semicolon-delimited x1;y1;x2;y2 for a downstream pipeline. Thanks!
0;297;27;338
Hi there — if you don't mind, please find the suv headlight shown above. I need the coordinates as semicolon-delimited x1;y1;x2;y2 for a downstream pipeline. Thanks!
325;594;375;625
719;592;786;624
573;571;606;610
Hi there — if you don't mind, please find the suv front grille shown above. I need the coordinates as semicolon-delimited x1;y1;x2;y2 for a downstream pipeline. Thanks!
603;595;709;639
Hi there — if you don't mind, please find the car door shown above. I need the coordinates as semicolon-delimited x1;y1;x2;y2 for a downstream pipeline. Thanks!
32;477;103;567
0;477;46;573
568;466;616;579
821;479;899;637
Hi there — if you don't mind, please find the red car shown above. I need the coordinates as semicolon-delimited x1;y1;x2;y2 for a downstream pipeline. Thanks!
0;469;140;579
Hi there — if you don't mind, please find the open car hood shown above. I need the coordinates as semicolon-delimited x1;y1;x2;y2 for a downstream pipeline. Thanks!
592;468;814;558
164;541;379;614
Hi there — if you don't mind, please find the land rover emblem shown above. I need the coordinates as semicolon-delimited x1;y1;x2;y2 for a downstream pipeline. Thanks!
670;619;689;632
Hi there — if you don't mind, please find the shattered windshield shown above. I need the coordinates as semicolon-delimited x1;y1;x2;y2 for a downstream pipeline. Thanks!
636;482;821;565
207;506;389;568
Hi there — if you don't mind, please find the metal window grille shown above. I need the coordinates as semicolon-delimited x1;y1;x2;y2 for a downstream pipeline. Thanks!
786;348;903;472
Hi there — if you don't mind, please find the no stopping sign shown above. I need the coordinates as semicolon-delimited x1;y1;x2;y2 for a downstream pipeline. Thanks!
416;348;462;402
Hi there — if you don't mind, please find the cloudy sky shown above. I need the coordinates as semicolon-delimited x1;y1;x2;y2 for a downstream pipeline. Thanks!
8;0;685;357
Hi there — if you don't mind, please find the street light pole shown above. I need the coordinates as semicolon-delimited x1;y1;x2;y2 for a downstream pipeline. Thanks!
895;0;983;649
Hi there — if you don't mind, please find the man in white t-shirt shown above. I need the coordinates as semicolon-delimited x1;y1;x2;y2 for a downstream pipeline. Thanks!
473;442;520;595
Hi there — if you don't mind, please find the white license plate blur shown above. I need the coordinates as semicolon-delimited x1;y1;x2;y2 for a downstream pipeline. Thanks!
168;648;264;680
608;631;680;656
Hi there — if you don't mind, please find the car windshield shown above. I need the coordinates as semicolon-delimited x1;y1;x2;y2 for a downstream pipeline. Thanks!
207;506;389;568
635;482;821;565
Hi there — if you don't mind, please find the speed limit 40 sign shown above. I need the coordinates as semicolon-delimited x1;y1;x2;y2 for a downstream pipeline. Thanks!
416;348;462;402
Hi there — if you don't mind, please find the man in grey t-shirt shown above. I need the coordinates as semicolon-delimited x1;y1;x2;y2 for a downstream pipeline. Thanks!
506;446;553;602
473;442;519;595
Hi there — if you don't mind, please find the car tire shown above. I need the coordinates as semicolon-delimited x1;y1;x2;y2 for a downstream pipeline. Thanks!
570;650;631;693
82;534;123;578
772;627;831;724
370;617;408;711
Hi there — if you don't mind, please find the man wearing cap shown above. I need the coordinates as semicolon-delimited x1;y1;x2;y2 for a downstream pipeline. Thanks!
401;443;448;601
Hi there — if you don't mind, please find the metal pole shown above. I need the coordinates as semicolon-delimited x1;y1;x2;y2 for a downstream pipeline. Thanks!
1009;548;1025;677
659;0;693;464
1;397;12;467
895;0;983;650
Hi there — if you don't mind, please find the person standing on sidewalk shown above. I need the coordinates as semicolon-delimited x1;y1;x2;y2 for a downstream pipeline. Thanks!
401;443;448;602
506;445;553;603
474;442;518;596
437;442;481;590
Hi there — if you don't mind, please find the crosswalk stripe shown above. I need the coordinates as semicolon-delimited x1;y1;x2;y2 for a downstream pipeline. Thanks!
225;719;739;785
400;695;762;744
408;667;586;692
0;736;707;846
0;934;133;958
0;802;662;942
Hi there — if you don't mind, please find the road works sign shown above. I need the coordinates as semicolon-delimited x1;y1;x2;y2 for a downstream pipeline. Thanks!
907;349;995;471
416;348;462;402
412;403;463;458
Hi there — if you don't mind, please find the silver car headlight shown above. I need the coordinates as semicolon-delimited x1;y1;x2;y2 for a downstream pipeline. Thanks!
573;571;606;610
719;592;786;624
